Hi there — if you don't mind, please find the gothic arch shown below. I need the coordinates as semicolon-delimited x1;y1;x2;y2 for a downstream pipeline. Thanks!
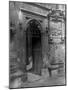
25;19;43;75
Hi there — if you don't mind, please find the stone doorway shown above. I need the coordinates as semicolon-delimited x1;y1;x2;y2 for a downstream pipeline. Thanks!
26;19;42;75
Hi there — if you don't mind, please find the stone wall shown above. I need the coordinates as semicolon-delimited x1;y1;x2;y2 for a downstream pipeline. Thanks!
9;1;65;76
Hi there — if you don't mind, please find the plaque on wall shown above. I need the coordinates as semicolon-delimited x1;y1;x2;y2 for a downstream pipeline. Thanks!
49;21;62;44
48;10;65;44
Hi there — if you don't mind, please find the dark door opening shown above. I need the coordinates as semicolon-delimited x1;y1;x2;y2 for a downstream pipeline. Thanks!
26;19;42;75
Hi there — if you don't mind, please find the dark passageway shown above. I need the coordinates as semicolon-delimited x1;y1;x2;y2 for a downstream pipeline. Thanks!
26;19;42;75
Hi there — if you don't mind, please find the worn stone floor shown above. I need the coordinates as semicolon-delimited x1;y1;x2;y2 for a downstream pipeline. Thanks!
10;69;65;88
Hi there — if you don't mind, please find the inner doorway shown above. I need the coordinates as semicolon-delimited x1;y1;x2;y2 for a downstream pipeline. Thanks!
26;19;42;75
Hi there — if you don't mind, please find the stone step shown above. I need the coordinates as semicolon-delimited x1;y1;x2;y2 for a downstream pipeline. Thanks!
27;72;41;82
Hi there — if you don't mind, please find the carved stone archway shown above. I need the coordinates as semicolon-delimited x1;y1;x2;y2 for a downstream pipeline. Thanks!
25;19;43;75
